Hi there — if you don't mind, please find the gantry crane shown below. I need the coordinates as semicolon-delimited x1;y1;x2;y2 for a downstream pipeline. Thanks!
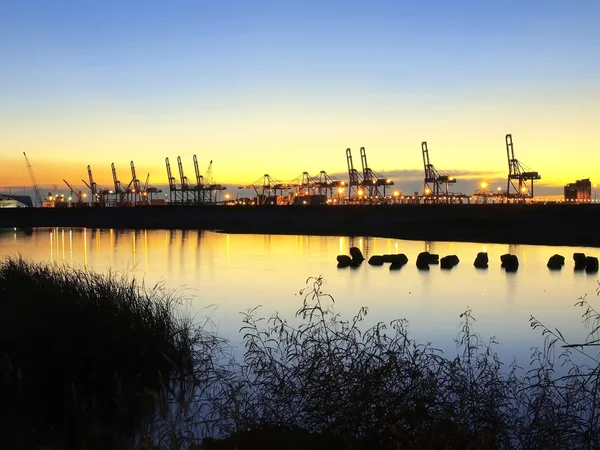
129;161;161;205
506;134;541;201
204;159;226;203
177;156;194;204
316;171;345;198
193;154;211;203
165;157;182;204
111;162;133;206
63;179;85;203
23;152;42;207
346;148;363;200
130;161;143;203
422;141;457;203
359;147;393;199
82;165;110;206
239;174;295;205
289;172;317;196
142;173;162;203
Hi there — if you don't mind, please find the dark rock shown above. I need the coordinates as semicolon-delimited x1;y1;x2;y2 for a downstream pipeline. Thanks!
416;252;431;270
474;252;488;269
336;255;352;268
349;247;365;263
547;254;565;270
428;253;440;264
381;253;409;265
440;255;460;269
389;261;404;270
368;255;385;266
501;254;519;272
585;256;599;273
574;252;587;271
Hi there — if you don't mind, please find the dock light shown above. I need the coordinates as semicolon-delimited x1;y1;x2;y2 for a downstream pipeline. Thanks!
425;188;431;195
338;187;344;194
357;189;364;196
393;191;399;197
132;189;136;193
68;197;72;201
521;187;527;193
109;190;114;194
386;179;391;183
83;193;87;198
48;196;53;201
225;194;230;199
480;181;488;189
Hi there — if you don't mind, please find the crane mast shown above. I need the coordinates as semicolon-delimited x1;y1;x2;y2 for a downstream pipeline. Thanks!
23;152;41;207
359;147;393;199
505;134;541;201
346;148;362;200
422;141;456;203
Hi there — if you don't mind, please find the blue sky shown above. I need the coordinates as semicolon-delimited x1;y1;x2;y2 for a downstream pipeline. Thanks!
1;0;599;193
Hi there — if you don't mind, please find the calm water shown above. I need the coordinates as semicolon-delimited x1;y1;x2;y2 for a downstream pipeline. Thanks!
2;228;599;364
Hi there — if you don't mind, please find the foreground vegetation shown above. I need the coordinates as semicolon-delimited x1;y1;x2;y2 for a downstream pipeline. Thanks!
1;256;600;448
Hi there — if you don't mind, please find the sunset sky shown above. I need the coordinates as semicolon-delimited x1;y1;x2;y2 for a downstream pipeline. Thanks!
1;0;599;196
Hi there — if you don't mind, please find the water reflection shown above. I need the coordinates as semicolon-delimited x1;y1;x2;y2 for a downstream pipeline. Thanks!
1;228;599;365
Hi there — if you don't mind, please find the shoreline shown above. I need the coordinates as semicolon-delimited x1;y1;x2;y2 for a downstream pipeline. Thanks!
1;203;599;248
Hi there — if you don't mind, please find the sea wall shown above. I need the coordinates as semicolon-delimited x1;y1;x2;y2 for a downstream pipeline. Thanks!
1;203;598;247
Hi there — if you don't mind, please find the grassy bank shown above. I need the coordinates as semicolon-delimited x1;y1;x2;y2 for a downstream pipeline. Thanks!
1;258;600;448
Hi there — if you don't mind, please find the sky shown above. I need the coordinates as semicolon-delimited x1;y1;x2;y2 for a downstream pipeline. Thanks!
1;0;599;197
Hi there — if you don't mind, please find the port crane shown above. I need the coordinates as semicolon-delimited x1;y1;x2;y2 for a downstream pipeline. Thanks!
165;157;182;204
239;174;295;205
129;161;143;203
505;134;541;201
422;141;457;203
316;171;345;198
23;152;42;207
203;159;226;203
177;156;194;204
359;147;393;199
63;179;86;203
346;148;363;200
111;162;133;206
81;165;110;206
193;155;211;203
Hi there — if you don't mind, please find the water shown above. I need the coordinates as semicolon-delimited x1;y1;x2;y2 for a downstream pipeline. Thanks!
1;227;599;365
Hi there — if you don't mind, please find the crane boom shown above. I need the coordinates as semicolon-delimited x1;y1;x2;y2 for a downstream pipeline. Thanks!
23;152;41;206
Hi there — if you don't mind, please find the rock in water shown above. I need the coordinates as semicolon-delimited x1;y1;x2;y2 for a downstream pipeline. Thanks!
389;261;404;270
382;254;409;266
349;247;365;264
547;254;565;270
574;253;587;271
416;252;431;270
440;255;459;269
473;252;488;269
368;255;385;266
501;254;519;272
336;255;352;268
585;256;599;273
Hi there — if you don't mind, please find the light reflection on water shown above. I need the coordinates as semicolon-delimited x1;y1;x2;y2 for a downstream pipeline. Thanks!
1;228;599;365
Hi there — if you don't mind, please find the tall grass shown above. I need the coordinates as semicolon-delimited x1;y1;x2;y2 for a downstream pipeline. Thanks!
0;256;201;449
2;257;600;448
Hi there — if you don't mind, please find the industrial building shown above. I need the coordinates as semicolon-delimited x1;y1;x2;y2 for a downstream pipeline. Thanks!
564;179;592;202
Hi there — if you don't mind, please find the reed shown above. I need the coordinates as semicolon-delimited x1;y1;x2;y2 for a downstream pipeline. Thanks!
0;255;198;449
